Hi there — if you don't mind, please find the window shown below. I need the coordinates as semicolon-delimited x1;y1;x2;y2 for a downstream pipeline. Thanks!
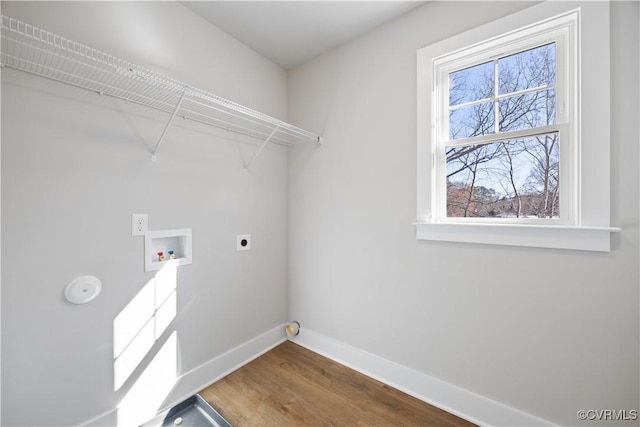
441;38;567;224
416;3;619;251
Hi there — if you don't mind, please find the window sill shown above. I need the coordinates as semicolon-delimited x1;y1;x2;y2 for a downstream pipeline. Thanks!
414;222;621;252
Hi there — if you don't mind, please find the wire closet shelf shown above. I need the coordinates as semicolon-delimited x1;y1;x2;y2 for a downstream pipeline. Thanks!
0;15;322;161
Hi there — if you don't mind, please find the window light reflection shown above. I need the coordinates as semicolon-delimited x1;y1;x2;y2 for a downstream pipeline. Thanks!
113;263;178;391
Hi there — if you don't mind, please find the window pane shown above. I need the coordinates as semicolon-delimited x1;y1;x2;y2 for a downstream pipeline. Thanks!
446;133;559;218
499;88;556;131
498;43;556;95
449;61;494;106
449;102;494;140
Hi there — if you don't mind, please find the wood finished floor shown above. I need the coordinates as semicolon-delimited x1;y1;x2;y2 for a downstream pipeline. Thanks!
199;341;475;427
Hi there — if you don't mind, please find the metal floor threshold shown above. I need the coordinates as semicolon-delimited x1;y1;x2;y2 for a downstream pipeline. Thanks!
141;394;231;427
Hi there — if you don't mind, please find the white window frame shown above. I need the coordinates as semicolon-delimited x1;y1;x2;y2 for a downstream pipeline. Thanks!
434;26;573;225
416;2;620;251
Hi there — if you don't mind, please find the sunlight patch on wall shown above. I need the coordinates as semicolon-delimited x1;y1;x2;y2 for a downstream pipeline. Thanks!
113;263;178;391
117;331;178;427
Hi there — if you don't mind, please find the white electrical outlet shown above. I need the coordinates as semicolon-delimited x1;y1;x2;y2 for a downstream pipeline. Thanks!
237;234;251;251
132;214;148;236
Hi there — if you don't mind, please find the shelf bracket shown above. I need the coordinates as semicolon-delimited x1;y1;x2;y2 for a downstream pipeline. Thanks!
243;123;281;170
151;88;188;162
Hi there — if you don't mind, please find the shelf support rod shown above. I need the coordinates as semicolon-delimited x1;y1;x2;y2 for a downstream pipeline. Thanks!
244;123;281;170
151;88;188;161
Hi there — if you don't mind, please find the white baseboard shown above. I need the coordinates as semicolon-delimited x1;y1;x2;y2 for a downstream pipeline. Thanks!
290;328;555;427
161;324;287;411
80;324;287;427
81;325;553;427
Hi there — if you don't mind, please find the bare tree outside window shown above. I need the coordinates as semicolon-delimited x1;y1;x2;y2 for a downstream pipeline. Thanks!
446;43;559;218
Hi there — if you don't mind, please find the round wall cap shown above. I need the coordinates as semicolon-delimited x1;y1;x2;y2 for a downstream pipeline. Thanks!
64;275;102;304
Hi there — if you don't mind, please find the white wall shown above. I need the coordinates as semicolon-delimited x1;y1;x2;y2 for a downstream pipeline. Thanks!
1;2;289;425
288;1;639;426
2;1;638;426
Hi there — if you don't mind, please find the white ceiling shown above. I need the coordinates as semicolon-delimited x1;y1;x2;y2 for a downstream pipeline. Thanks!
180;1;427;69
